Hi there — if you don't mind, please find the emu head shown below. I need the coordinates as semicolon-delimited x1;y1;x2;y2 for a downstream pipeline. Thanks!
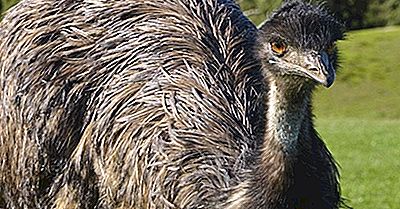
257;0;345;88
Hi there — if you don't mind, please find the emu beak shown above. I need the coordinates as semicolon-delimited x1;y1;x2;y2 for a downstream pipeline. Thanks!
301;51;336;88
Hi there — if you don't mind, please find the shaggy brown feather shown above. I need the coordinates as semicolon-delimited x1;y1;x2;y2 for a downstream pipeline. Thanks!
0;0;262;208
0;0;343;208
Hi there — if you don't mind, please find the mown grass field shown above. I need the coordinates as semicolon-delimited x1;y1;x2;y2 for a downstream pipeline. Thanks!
314;26;400;208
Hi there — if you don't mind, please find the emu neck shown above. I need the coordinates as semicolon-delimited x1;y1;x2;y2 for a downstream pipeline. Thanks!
226;75;315;208
253;75;313;207
264;75;312;156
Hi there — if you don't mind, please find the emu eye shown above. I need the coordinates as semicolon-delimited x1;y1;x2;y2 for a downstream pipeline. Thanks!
270;41;287;55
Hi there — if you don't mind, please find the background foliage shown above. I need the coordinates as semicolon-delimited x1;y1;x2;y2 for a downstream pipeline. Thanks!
2;0;400;29
239;0;400;29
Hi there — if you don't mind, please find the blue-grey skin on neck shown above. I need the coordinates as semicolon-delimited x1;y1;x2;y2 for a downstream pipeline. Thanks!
265;75;312;155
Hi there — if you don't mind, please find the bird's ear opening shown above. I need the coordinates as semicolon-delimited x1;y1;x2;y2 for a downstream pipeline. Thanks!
326;42;337;55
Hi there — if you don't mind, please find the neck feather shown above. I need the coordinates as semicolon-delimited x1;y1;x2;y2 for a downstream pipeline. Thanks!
226;75;315;208
253;75;313;207
264;76;312;156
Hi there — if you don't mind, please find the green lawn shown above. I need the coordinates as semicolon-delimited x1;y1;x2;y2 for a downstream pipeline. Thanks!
316;118;400;209
314;26;400;208
314;26;400;119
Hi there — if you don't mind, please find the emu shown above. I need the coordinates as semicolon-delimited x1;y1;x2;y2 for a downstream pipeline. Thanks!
0;0;345;208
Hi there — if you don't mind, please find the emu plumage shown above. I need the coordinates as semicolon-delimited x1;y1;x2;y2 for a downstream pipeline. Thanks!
0;0;344;208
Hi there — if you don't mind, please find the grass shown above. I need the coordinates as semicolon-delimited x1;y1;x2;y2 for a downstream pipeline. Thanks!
1;0;18;13
314;26;400;208
316;118;400;209
314;26;400;119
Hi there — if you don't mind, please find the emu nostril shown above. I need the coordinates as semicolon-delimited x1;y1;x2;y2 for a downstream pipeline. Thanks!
308;67;319;72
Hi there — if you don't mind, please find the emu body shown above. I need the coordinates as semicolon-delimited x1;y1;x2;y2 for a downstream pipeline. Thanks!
0;0;343;208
